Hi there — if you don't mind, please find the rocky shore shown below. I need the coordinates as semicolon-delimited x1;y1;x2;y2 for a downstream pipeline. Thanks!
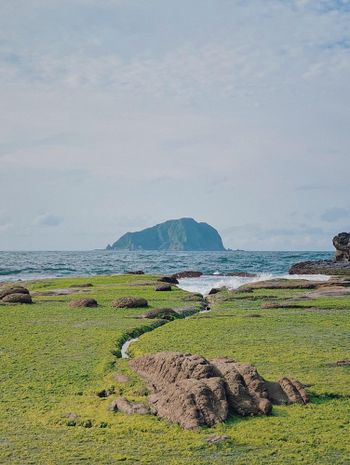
289;232;350;275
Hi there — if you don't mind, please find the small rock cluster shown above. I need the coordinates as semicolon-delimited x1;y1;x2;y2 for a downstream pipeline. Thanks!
129;352;309;429
0;286;32;304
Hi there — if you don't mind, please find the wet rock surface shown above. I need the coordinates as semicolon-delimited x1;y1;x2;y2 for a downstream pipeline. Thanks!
158;276;179;284
112;297;148;308
130;352;308;429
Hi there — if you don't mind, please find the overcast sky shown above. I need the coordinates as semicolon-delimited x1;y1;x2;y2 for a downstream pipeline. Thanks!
1;0;349;251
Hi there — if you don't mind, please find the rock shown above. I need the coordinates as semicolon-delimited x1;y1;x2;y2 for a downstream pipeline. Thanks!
158;276;179;284
148;377;229;429
143;308;178;320
69;298;98;308
208;288;220;295
110;397;149;415
265;379;309;405
205;434;230;444
211;358;272;416
174;306;199;317
226;272;257;277
155;284;172;291
125;270;145;275
333;232;350;261
112;297;148;308
69;283;93;288
96;388;112;398
0;286;30;300
130;352;308;429
2;293;32;304
184;293;204;301
239;279;318;290
289;232;350;274
172;271;203;279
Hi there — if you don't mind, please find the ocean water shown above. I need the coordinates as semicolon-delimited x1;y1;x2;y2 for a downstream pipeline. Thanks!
0;250;332;290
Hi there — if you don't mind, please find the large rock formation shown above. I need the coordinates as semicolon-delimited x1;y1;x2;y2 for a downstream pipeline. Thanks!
106;218;226;251
289;232;350;275
129;352;308;429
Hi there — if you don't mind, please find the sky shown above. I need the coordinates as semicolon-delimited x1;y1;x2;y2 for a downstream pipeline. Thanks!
1;0;350;251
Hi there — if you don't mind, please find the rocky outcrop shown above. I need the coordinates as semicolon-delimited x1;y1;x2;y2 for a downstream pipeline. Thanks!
143;308;178;320
112;297;148;308
107;218;226;251
289;232;350;275
69;298;98;308
172;271;203;279
239;279;318;290
129;352;308;429
158;276;179;284
155;284;172;291
0;286;32;304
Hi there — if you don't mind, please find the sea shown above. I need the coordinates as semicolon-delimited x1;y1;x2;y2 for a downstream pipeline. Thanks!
0;250;332;294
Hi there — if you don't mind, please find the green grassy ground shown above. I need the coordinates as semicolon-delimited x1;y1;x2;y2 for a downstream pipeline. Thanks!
0;276;349;465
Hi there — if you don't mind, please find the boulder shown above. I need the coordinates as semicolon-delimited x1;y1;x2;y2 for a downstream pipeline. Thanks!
143;308;178;320
130;352;309;429
158;276;179;284
155;284;172;291
69;298;98;308
112;297;148;308
2;293;32;304
110;397;149;415
333;232;350;262
208;288;220;295
172;271;203;279
0;286;30;300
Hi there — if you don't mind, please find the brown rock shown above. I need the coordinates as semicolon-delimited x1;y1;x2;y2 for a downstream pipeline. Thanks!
143;308;178;320
69;298;98;308
2;293;32;304
172;271;203;279
112;297;148;308
155;284;172;291
0;286;30;300
130;352;308;429
158;276;179;284
110;397;149;415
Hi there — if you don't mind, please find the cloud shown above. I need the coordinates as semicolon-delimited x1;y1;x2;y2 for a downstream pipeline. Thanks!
33;213;63;227
321;207;350;222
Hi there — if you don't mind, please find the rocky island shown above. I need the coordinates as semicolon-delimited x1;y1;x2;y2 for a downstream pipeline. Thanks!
106;217;226;251
289;232;350;275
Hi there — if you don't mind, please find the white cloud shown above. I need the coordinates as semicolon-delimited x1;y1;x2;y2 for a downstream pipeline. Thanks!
33;213;63;227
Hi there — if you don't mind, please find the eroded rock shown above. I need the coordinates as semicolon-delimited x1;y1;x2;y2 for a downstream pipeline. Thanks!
155;284;172;291
2;293;32;304
0;286;30;300
130;352;309;429
112;297;148;308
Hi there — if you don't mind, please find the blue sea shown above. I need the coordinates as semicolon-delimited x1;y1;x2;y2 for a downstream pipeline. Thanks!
0;250;332;293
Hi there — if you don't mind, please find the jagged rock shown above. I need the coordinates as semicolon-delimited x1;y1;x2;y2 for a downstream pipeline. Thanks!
69;298;98;308
112;297;148;308
211;358;272;416
333;232;350;262
148;377;229;429
130;352;309;429
158;276;179;284
266;378;309;405
155;284;172;291
143;308;178;320
172;271;203;279
110;397;149;415
2;293;32;304
0;286;30;300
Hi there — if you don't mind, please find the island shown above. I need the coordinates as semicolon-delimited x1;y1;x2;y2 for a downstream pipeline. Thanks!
106;217;226;251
